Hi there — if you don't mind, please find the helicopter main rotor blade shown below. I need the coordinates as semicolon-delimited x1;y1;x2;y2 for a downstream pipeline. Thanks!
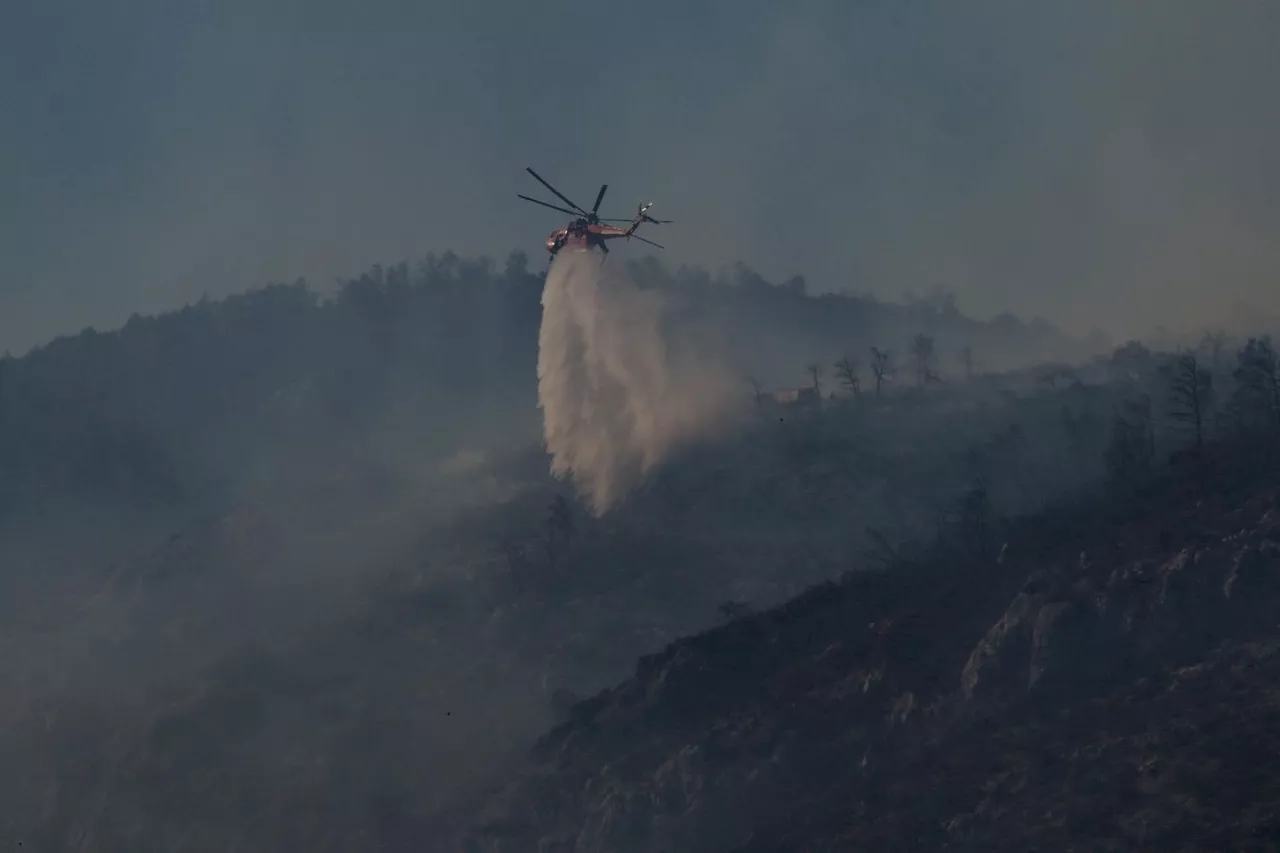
518;194;581;217
631;234;665;249
526;167;588;216
591;184;608;217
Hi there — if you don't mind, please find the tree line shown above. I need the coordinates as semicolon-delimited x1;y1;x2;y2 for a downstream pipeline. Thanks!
0;252;1079;518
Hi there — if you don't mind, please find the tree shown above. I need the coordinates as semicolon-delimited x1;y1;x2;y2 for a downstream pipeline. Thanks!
1104;394;1155;488
1109;340;1154;383
1200;329;1228;376
958;345;975;381
746;375;764;406
833;356;861;397
1230;336;1280;437
1060;404;1093;463
926;287;959;316
781;274;807;296
910;334;939;386
806;363;824;397
1034;363;1079;390
869;347;894;399
1164;351;1214;460
504;249;530;279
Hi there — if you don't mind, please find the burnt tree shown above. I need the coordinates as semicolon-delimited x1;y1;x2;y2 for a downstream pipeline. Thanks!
834;356;861;398
805;363;824;398
1165;351;1214;460
869;347;894;399
910;334;940;386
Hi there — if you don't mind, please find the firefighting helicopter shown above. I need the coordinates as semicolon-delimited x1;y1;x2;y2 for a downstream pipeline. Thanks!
518;167;672;260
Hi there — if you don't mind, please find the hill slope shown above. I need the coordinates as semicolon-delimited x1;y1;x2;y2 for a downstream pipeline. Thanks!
457;457;1280;852
0;253;1109;851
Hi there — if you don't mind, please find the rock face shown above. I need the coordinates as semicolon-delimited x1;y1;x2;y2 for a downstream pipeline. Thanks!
452;485;1280;852
963;507;1280;705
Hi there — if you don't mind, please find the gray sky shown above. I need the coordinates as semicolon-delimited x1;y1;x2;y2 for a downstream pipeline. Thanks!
4;0;1280;353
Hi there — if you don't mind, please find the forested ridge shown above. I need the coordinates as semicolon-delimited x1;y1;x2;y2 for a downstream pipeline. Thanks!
0;251;1082;519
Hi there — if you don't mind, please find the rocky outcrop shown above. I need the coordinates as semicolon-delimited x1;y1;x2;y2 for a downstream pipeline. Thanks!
962;500;1280;704
453;486;1280;852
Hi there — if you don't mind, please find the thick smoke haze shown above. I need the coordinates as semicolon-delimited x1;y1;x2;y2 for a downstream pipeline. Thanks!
5;1;1280;350
4;4;1280;845
538;251;739;514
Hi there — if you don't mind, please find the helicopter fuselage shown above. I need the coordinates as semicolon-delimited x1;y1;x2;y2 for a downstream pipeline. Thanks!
545;220;628;256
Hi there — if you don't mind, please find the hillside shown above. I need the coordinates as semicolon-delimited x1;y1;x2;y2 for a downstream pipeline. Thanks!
2;254;1264;851
457;443;1280;852
0;363;1137;851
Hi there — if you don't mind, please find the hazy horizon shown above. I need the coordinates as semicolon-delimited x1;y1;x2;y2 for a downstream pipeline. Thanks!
6;0;1280;353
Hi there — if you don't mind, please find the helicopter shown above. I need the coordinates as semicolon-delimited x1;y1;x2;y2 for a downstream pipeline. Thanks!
518;167;671;260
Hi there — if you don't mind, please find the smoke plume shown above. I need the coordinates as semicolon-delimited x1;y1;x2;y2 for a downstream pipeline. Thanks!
537;250;738;515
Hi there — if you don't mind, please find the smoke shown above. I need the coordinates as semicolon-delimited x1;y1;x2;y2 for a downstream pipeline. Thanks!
537;250;738;515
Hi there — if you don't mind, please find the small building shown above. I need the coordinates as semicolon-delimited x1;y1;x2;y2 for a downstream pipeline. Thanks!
772;386;821;407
